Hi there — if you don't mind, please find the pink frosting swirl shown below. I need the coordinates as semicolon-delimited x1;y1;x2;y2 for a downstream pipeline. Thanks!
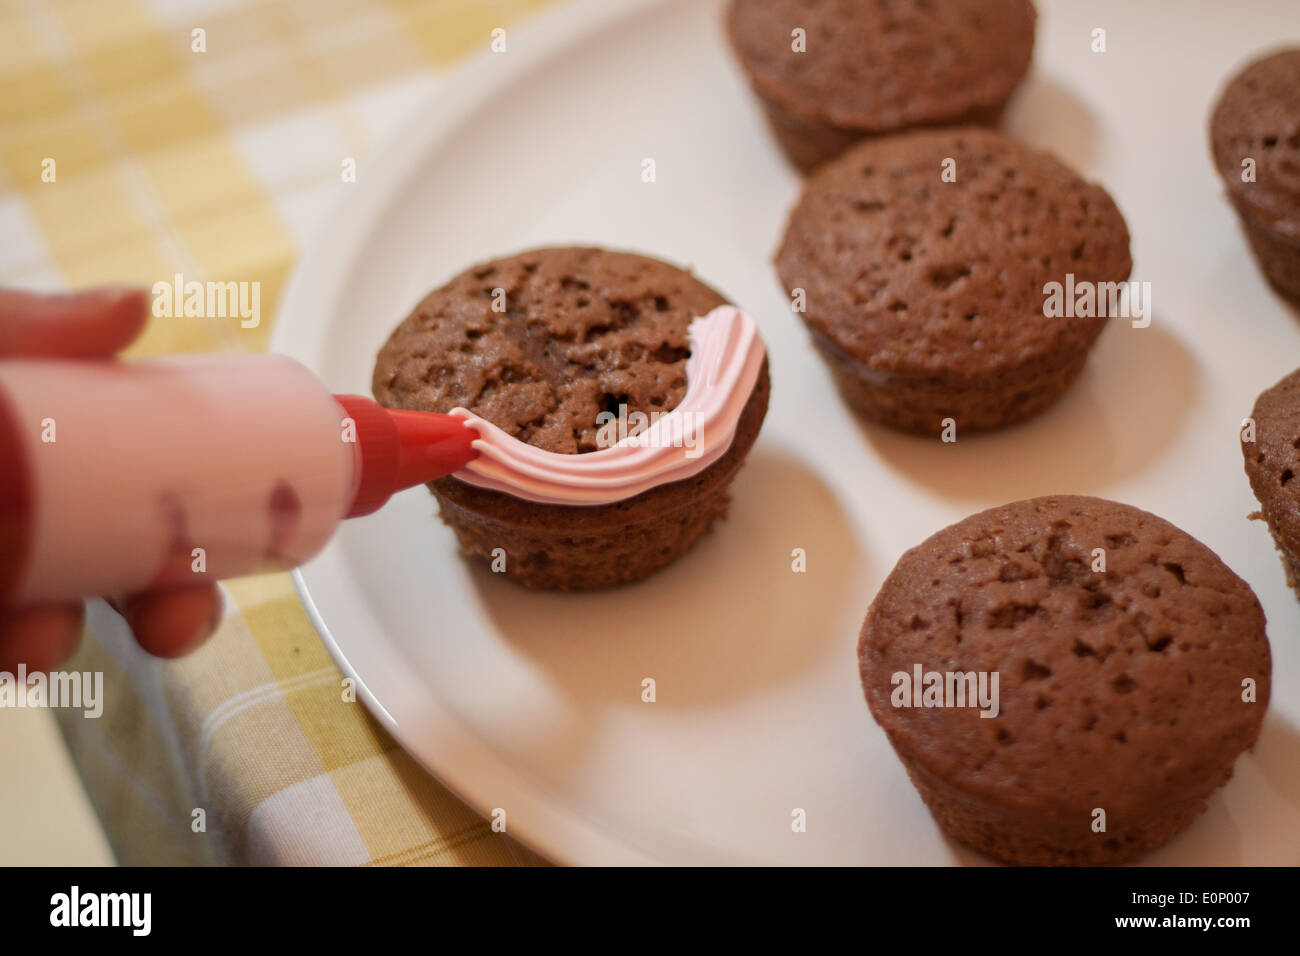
448;305;765;505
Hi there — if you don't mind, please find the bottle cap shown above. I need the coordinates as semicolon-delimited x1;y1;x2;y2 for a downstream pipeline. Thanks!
333;395;478;518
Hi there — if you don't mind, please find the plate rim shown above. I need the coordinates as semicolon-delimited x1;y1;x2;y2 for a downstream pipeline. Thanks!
272;0;682;867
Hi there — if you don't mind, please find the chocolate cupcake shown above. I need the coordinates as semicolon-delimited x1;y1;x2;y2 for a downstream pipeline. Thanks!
860;495;1270;865
1210;49;1300;302
776;127;1133;435
726;0;1036;172
373;247;770;590
1243;367;1300;599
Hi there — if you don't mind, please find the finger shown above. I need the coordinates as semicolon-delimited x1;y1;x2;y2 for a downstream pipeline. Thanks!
0;602;84;673
0;286;150;358
112;583;222;659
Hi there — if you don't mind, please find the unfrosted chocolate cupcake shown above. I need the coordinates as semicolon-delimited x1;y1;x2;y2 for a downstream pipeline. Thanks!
1210;49;1300;301
1242;367;1300;600
860;495;1271;865
726;0;1036;172
373;247;770;590
776;127;1132;434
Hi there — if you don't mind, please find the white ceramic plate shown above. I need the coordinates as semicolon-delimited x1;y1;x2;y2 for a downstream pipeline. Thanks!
272;0;1300;865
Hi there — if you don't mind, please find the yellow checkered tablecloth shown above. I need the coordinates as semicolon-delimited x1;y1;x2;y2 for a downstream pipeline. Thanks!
2;0;558;865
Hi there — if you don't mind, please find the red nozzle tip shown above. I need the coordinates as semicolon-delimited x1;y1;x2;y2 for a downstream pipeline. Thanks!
334;395;478;518
387;407;479;488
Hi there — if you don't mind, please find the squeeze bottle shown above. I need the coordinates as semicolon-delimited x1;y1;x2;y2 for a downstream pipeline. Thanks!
0;354;477;604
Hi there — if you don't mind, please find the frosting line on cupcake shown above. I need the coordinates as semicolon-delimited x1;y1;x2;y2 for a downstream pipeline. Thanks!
448;305;764;505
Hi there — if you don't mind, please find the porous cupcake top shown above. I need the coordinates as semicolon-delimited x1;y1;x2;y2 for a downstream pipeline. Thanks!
860;495;1270;814
776;127;1132;379
1244;367;1300;551
373;248;726;454
1211;48;1300;239
727;0;1036;133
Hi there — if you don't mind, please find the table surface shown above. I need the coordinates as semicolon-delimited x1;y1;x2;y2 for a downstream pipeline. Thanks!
1;0;555;866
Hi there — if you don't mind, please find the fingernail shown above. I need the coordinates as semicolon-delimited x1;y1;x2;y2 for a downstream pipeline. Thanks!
85;284;146;299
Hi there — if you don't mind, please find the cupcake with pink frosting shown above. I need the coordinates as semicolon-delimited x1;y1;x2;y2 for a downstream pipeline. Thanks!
372;247;770;589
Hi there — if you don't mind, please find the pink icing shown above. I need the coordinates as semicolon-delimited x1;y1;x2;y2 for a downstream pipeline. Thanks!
448;305;765;505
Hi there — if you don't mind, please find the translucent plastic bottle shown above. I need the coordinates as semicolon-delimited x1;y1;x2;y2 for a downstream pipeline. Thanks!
0;354;476;604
